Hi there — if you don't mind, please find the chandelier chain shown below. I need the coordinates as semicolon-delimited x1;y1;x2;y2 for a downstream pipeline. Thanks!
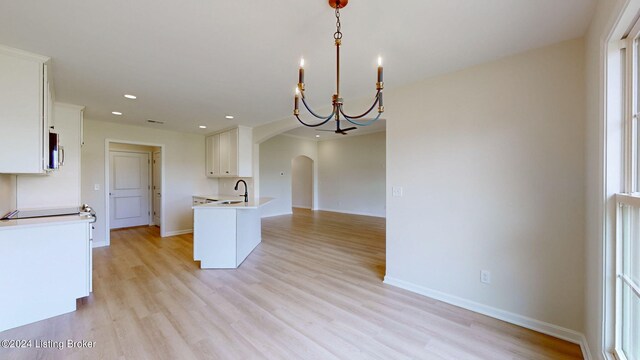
334;6;342;40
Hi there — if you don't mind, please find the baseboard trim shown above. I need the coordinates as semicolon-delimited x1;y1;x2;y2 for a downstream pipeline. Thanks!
92;241;108;248
383;276;591;360
317;208;386;218
163;229;193;237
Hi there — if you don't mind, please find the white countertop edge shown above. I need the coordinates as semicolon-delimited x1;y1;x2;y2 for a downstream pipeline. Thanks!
192;197;274;210
0;215;95;231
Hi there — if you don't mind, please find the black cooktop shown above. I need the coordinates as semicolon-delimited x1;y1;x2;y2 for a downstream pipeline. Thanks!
1;206;92;220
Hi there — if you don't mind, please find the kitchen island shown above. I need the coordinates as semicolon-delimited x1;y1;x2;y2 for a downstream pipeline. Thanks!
192;196;272;269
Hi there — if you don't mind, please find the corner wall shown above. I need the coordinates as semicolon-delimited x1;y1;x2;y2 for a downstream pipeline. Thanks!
318;132;386;217
384;38;587;339
81;119;218;246
258;135;318;217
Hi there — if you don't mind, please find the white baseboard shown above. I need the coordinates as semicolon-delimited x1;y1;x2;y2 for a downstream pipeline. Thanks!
383;276;591;360
317;208;386;218
92;241;108;248
163;229;193;237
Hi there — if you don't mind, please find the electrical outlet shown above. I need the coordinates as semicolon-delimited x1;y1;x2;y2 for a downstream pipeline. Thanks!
392;186;403;197
480;270;491;284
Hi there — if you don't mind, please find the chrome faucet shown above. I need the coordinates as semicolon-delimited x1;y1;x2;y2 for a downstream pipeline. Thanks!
234;179;248;202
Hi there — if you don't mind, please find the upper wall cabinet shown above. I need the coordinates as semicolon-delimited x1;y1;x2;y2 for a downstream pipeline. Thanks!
0;45;53;174
206;126;252;178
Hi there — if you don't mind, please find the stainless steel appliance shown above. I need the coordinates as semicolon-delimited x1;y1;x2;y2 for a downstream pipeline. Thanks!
48;131;64;170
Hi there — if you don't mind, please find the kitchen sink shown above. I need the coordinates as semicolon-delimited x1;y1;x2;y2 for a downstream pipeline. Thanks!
219;200;243;205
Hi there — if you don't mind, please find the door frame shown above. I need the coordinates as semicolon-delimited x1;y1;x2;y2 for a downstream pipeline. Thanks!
104;139;166;246
152;150;162;226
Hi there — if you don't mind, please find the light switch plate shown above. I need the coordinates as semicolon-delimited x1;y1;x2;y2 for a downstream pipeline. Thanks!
392;186;403;197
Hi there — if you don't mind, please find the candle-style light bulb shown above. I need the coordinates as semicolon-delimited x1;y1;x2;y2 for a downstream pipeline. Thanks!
377;56;384;84
299;58;305;85
377;56;382;67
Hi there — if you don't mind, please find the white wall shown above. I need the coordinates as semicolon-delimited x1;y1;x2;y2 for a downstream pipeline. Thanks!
16;103;82;209
292;155;313;209
82;119;218;246
0;174;16;216
384;38;586;337
259;135;317;217
318;132;386;217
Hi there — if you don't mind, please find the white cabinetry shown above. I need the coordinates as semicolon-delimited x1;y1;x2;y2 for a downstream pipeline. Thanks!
205;134;220;177
0;220;92;332
205;126;252;177
0;45;53;174
193;207;261;268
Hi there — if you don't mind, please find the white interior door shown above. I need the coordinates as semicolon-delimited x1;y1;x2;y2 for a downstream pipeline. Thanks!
109;151;150;229
152;151;161;226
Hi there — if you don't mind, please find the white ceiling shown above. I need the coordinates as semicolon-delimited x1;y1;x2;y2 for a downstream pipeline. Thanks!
0;0;596;134
285;119;386;141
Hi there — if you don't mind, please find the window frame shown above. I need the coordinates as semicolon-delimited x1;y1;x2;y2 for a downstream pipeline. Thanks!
615;17;640;360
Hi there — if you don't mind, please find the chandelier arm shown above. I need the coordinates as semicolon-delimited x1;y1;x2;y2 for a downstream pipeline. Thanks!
295;113;334;128
338;92;381;119
301;96;336;120
341;108;383;127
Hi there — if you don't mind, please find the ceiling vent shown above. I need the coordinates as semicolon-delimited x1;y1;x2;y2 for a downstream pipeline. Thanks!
146;119;164;124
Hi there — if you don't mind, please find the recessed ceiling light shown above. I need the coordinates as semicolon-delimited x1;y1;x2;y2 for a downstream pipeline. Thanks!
112;111;122;116
315;135;320;138
124;94;137;99
199;125;207;129
225;115;234;119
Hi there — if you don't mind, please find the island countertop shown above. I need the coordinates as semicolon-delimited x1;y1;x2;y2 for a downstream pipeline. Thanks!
192;197;273;210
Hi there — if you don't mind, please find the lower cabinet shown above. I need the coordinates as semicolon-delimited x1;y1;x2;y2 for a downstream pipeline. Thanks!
0;220;92;332
193;207;261;268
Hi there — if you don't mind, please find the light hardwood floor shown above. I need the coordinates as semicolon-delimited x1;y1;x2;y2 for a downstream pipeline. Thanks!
0;209;583;359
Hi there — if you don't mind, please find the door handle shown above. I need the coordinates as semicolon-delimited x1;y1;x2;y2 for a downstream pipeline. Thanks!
59;146;65;166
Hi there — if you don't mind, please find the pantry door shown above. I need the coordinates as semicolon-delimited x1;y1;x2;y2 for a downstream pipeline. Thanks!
109;151;150;229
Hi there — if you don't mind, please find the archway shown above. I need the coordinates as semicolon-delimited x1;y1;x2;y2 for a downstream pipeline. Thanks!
291;155;314;211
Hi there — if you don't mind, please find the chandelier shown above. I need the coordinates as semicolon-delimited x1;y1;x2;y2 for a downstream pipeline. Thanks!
293;0;384;135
